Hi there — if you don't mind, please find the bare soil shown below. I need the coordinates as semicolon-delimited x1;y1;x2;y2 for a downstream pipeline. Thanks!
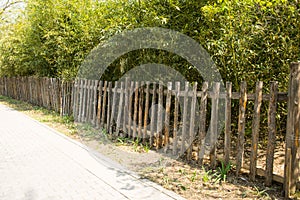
75;124;288;200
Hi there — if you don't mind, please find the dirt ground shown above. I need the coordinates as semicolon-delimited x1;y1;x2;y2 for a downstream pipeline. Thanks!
75;124;289;200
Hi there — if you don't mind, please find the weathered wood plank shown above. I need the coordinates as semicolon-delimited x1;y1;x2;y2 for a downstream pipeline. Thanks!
82;79;88;122
285;62;300;195
173;82;180;156
143;81;150;144
224;82;232;166
66;81;71;115
51;78;55;110
41;77;46;108
85;80;91;121
187;82;197;160
127;82;134;138
198;82;208;165
57;79;62;113
106;82;112;132
285;148;292;198
133;82;139;138
210;82;220;169
84;80;91;123
181;82;189;155
138;82;144;139
236;81;247;176
87;80;93;122
88;80;94;121
249;81;263;181
164;82;172;153
265;81;278;186
63;81;67;115
67;81;71;115
125;86;287;102
96;81;103;129
92;80;99;125
74;79;81;122
150;83;157;146
100;81;108;129
116;82;124;135
64;81;68;115
123;78;129;134
156;82;164;150
110;82;118;134
79;79;85;122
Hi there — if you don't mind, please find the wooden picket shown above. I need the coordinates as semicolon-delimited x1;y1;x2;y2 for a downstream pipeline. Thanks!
265;81;278;186
284;62;300;197
249;81;263;181
0;77;71;115
67;78;294;196
1;62;300;198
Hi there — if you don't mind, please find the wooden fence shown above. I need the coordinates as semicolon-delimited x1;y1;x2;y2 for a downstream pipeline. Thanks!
0;76;73;115
1;62;300;197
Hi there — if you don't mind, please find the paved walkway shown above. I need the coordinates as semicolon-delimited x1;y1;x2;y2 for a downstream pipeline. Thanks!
0;104;185;200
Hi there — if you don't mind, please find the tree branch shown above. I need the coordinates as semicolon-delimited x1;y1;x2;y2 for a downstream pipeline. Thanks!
0;0;23;16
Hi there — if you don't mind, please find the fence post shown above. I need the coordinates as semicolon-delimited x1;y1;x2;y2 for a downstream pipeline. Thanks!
265;81;278;186
236;81;247;176
284;62;300;196
249;81;263;181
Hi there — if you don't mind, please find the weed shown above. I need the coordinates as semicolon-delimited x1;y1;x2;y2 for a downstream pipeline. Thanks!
116;137;127;145
217;161;232;182
162;176;169;186
159;167;165;173
202;166;212;183
100;128;108;139
212;172;222;184
293;191;300;198
114;136;150;153
178;168;187;175
253;186;270;198
131;138;140;152
177;183;187;191
143;142;150;153
241;190;248;198
101;128;107;135
201;165;230;184
190;170;197;182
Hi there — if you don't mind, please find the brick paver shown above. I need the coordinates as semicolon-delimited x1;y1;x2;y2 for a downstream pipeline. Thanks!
0;104;185;200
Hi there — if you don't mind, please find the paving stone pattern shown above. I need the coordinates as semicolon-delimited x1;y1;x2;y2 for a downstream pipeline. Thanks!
0;104;185;200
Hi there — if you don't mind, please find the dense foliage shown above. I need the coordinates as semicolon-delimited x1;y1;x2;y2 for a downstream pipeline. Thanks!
0;0;299;91
202;0;300;91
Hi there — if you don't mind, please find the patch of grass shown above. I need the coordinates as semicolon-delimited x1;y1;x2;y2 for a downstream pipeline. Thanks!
201;166;221;184
190;170;197;182
77;123;99;138
201;165;231;185
116;137;129;145
178;168;187;176
131;138;140;152
177;183;187;191
217;161;232;182
142;142;150;153
201;166;213;183
293;191;300;199
252;186;270;198
163;176;170;186
114;136;150;153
